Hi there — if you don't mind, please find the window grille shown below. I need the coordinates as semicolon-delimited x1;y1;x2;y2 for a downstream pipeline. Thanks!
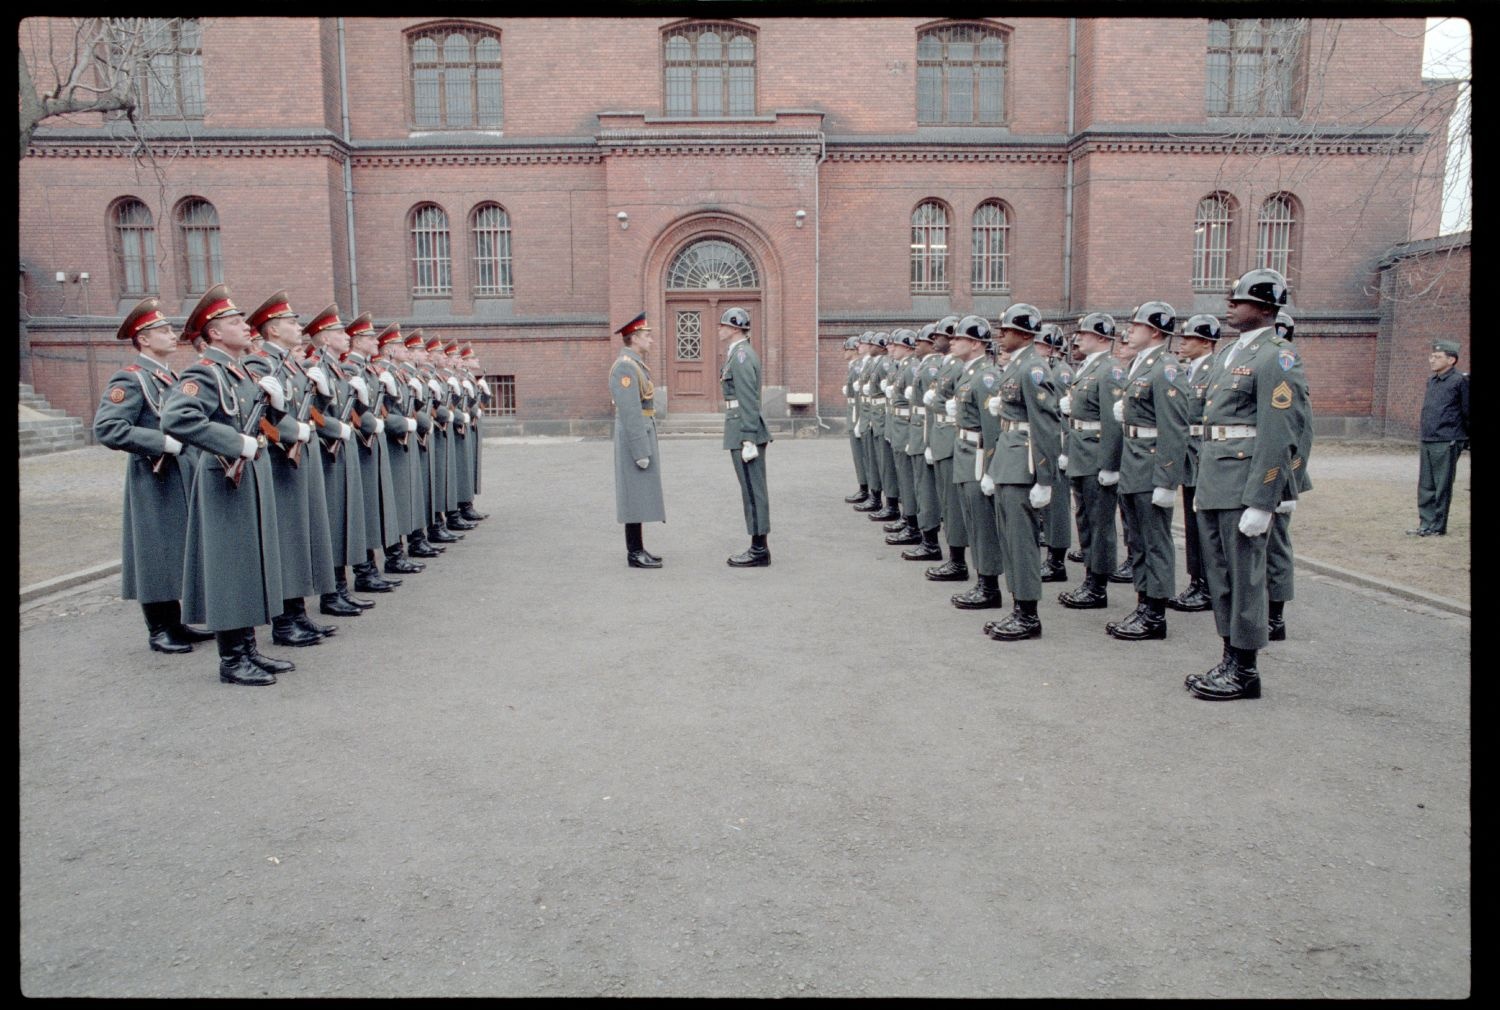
484;374;516;415
663;22;756;117
1257;194;1298;278
1207;19;1304;116
127;18;204;119
176;198;222;296
471;204;513;296
112;199;157;297
971;201;1010;292
667;240;759;290
409;25;503;129
411;204;453;295
917;23;1007;125
1192;194;1235;290
911;201;950;293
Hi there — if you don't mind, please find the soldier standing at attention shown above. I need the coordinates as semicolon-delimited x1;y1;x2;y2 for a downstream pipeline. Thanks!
1166;313;1222;614
1036;324;1075;584
93;298;215;654
459;344;489;523
720;306;772;567
947;316;1004;611
610;312;665;568
1266;311;1313;640
1407;338;1468;537
1057;313;1123;611
161;285;294;686
923;316;970;582
884;329;923;546
1186;268;1308;701
842;336;869;504
851;333;883;512
900;324;945;561
397;331;443;561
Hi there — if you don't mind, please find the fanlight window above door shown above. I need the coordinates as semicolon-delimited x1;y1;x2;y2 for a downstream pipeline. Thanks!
667;239;759;290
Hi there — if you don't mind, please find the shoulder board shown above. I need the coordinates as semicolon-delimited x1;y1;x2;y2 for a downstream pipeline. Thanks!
198;357;215;366
124;364;141;372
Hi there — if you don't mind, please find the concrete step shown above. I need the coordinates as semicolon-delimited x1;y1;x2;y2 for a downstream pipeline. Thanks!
17;382;89;457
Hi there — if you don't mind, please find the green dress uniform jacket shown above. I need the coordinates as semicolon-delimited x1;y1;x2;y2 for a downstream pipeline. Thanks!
161;346;284;631
1119;344;1190;495
92;354;197;604
722;336;771;536
610;347;666;524
311;349;370;567
985;344;1063;599
1062;351;1123;477
844;356;867;484
953;355;1001;575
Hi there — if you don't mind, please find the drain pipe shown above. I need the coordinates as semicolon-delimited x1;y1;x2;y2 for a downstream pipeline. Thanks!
1062;18;1077;315
337;18;360;315
814;130;830;430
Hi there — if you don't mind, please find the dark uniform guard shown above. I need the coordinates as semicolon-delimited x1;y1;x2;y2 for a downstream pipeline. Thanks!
459;344;489;523
373;323;426;576
1408;338;1468;537
842;336;868;503
884;329;923;545
1058;312;1124;610
948;316;1004;610
93;298;214;654
851;333;883;512
343;316;406;591
1166;313;1223;613
1036;324;1074;582
1186;268;1309;700
161;284;294;686
719;307;771;566
610;312;666;568
398;331;443;560
901;324;945;560
1266;310;1312;640
923;316;970;581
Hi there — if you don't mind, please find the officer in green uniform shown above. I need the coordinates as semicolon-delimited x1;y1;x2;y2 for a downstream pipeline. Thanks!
161;284;295;686
866;333;902;523
948;316;1004;610
93;298;215;654
1408;337;1468;537
980;304;1063;639
900;324;944;559
720;307;772;566
1266;310;1312;640
851;333;883;512
884;329;923;545
1187;268;1309;700
1036;324;1074;583
610;312;665;568
922;316;970;580
1166;313;1222;613
1108;333;1139;586
842;336;868;503
243;291;338;647
1057;313;1123;610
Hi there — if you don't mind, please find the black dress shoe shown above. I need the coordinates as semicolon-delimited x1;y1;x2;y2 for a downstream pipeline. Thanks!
355;573;398;593
628;550;663;569
384;555;425;574
1039;558;1069;583
639;547;662;564
1105;603;1147;634
295;613;336;637
1058;581;1108;609
901;541;943;561
882;518;907;533
1405;527;1432;536
459;503;488;522
1107;562;1135;584
987;609;1043;640
1186;642;1235;691
320;592;363;617
1268;614;1286;641
1107;609;1166;641
1066;549;1086;564
1166;580;1213;612
925;559;969;582
885;527;922;545
852;494;882;512
338;586;376;610
727;546;771;568
428;524;462;543
446;512;478;531
1189;658;1261;700
869;504;900;521
409;540;442;558
951;583;1003;610
271;613;323;648
844;488;869;503
149;628;193;654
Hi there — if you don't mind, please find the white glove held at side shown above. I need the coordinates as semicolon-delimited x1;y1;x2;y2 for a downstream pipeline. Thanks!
1275;499;1297;515
904;385;914;401
1097;469;1120;486
944;397;958;420
1111;398;1125;423
1057;453;1069;471
923;388;938;407
1151;486;1175;509
1059;394;1072;416
924;447;934;464
635;458;650;469
986;395;1001;417
162;434;183;455
1029;483;1052;509
1238;507;1274;537
741;441;759;463
980;474;995;496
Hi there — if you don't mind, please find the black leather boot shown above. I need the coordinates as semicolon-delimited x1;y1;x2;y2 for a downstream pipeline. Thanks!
852;489;882;512
987;599;1043;640
1039;547;1069;583
245;629;295;673
272;605;323;648
1058;570;1109;609
218;629;275;686
883;516;908;533
408;530;443;558
353;560;398;593
1066;548;1086;564
925;546;969;582
952;574;1002;610
445;510;478;531
144;602;192;654
869;497;901;522
335;570;376;611
1268;600;1287;641
902;527;943;561
1186;638;1234;691
459;501;488;522
844;485;869;504
1107;560;1135;584
384;544;425;574
886;516;922;545
163;600;214;645
1167;577;1213;612
1106;591;1148;634
728;534;771;568
1189;647;1261;700
1109;596;1167;641
288;597;335;637
428;522;462;543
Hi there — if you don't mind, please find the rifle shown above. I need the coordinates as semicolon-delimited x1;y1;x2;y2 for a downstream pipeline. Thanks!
325;362;361;461
284;363;320;468
377;365;409;449
224;354;290;488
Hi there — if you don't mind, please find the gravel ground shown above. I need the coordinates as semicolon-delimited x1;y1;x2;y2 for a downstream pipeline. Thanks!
20;437;1470;996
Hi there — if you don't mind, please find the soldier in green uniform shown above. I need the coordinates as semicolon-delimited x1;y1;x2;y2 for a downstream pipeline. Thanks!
1108;333;1139;586
948;316;1005;610
1107;302;1189;641
851;333;884;512
884;329;923;545
1187;268;1309;700
420;336;463;546
899;324;944;560
93;298;215;654
720;307;772;566
1036;324;1074;583
865;333;902;523
243;291;338;647
1166;313;1222;613
1266;310;1312;640
841;336;869;503
1057;313;1123;610
161;285;295;686
978;304;1063;639
442;342;481;532
610;312;665;568
922;316;970;581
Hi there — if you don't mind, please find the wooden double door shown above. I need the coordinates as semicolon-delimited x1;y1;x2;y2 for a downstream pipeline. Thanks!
664;295;759;412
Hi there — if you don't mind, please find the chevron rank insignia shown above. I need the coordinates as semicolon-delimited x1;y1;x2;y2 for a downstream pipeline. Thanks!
1271;381;1293;409
1263;466;1281;484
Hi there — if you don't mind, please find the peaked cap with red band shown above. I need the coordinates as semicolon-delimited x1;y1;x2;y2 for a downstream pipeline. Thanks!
615;312;650;338
247;290;298;331
182;284;243;341
444;342;460;355
425;335;444;352
116;297;172;343
345;312;375;339
376;321;403;347
302;303;342;339
403;328;425;349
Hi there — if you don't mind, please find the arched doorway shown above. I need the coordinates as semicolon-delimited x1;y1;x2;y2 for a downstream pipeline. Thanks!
663;238;761;411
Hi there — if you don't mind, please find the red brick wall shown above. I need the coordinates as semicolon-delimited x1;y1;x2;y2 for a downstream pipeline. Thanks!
1376;242;1470;439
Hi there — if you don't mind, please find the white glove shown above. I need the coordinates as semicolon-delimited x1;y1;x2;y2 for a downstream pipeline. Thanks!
408;377;424;395
635;458;650;469
903;385;914;401
1239;506;1274;537
1151;486;1175;509
944;397;958;420
463;380;476;396
1275;499;1297;515
1097;469;1120;486
305;366;331;397
881;380;893;396
378;371;398;395
741;441;759;462
1059;394;1072;416
446;376;461;392
374;416;386;435
1057;453;1069;471
1029;483;1052;509
924;447;934;464
923;388;938;407
162;434;183;455
406;415;416;430
862;381;874;396
980;473;995;496
339;421;354;442
986;395;1001;417
238;434;259;459
427;379;442;396
348;375;370;405
296;422;312;443
854;419;864;437
461;411;471;426
1111;398;1125;423
257;375;286;411
478;379;491;394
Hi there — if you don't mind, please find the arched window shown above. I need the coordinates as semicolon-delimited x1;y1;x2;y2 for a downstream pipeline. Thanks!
1206;19;1305;116
471;203;513;297
410;204;453;295
663;22;757;117
111;199;157;297
127;18;205;119
408;24;503;129
1192;193;1236;290
917;22;1008;125
971;201;1011;292
1257;193;1299;278
911;201;950;293
667;239;759;290
175;198;222;296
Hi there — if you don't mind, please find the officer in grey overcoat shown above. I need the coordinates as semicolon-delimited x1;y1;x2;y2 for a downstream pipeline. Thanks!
609;312;665;568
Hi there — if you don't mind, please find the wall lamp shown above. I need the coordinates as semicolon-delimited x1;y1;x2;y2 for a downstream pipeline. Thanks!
617;211;629;230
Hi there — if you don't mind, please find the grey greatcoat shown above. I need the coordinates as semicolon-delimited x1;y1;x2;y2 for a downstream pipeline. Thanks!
610;347;665;523
91;353;197;604
160;345;284;630
375;360;420;536
311;348;370;568
346;352;403;549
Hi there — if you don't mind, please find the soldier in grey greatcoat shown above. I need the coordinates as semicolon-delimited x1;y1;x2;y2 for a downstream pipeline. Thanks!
160;284;296;686
343;315;406;594
92;297;214;654
371;323;426;576
609;313;666;568
719;306;772;567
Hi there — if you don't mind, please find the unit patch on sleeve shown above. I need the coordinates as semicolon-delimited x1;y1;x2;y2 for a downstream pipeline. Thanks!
108;386;127;403
180;380;200;397
1030;367;1046;386
619;375;631;388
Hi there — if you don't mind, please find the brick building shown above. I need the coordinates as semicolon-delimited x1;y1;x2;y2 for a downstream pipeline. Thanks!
19;16;1455;435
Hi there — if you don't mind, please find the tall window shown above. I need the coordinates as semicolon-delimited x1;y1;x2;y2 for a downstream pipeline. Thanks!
129;18;205;119
175;198;222;296
470;204;513;297
971;201;1010;292
410;204;453;296
1257;194;1298;278
911;201;950;293
917;23;1008;125
663;22;756;117
409;25;503;129
112;199;157;297
1192;194;1235;290
1206;19;1304;116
